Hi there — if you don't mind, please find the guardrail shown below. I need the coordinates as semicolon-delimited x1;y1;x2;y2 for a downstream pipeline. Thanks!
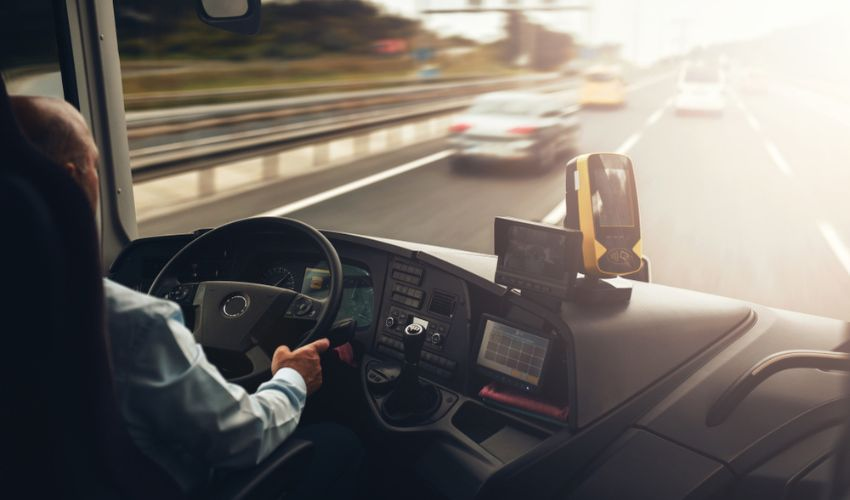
126;73;559;132
130;74;576;181
123;73;502;108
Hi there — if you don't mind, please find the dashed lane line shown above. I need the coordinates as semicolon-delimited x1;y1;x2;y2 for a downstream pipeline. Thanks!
541;201;567;225
735;91;850;279
745;112;761;132
763;140;794;177
733;91;793;178
616;132;643;155
645;106;665;127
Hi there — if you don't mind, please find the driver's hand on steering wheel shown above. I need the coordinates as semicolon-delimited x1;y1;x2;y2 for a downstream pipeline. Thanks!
271;339;330;395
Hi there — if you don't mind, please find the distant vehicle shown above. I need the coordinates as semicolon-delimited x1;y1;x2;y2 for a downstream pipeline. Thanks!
448;91;580;171
674;64;726;115
579;66;626;107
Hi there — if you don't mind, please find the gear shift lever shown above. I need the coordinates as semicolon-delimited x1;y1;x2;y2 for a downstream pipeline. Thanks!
381;323;441;424
403;323;426;366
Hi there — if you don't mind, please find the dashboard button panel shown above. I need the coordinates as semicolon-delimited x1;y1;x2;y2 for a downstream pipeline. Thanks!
384;306;450;350
377;335;456;380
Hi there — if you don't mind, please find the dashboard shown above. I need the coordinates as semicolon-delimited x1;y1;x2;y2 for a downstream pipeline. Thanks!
109;229;541;398
244;256;374;330
110;231;374;331
109;228;850;500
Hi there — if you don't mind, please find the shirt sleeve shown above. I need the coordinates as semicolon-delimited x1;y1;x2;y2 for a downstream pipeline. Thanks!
122;299;307;471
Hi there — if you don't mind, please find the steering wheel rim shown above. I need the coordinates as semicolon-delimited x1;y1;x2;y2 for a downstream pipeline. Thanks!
148;217;344;383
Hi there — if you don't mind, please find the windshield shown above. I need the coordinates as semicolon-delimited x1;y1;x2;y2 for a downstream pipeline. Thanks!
94;0;850;322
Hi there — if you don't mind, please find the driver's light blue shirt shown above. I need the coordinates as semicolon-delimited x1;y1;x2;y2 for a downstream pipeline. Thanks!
104;279;307;493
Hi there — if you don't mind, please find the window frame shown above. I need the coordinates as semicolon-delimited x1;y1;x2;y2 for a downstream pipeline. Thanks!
64;0;139;270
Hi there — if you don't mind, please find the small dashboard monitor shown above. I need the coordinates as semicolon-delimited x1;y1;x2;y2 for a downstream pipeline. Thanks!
494;217;582;298
476;316;550;392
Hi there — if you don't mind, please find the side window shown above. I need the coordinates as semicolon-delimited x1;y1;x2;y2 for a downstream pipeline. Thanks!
0;1;66;99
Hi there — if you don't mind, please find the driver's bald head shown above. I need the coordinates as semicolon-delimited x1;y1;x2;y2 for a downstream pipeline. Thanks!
11;95;100;210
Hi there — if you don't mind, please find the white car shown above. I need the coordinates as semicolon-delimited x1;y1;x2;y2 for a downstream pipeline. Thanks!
448;92;580;171
674;65;726;115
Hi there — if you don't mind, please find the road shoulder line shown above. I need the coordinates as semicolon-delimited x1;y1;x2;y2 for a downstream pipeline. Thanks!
257;150;452;217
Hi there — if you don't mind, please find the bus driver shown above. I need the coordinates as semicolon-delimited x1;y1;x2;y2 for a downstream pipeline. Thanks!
10;95;361;499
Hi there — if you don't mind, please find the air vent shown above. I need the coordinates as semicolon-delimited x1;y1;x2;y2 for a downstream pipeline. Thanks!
429;290;456;317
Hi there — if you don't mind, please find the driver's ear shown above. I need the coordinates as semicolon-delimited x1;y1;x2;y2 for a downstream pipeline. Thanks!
62;161;80;179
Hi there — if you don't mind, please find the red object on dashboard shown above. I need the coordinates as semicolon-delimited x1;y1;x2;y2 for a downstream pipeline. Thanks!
479;383;569;422
449;123;471;133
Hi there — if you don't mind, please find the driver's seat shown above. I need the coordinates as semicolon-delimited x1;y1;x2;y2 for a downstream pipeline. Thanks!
0;78;312;499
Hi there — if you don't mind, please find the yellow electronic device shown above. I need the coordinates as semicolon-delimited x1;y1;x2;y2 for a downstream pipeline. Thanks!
564;153;643;278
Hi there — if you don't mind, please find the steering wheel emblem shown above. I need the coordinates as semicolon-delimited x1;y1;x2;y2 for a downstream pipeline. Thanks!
222;294;250;319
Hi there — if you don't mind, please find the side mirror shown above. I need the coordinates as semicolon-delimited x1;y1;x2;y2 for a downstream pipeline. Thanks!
195;0;261;35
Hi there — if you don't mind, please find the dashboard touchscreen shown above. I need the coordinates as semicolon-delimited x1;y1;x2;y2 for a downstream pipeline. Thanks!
477;317;549;391
300;264;374;329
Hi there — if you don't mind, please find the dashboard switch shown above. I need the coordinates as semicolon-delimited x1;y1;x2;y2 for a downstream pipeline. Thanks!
293;297;312;316
384;316;396;329
430;332;443;345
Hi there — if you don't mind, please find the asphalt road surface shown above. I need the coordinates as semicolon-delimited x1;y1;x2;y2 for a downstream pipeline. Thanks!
140;72;850;322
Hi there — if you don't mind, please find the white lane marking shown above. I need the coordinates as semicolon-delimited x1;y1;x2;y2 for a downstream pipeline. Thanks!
764;140;793;177
256;150;452;217
819;221;850;276
745;113;762;132
542;201;567;225
734;90;794;177
732;91;763;133
617;132;643;154
645;106;665;127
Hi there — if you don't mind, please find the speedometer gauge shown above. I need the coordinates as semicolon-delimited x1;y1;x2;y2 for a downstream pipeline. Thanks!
261;264;297;290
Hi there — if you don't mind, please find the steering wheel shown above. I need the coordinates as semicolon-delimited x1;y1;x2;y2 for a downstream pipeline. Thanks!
148;217;344;384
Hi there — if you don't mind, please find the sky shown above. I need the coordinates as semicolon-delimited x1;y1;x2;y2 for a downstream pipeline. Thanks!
369;0;850;65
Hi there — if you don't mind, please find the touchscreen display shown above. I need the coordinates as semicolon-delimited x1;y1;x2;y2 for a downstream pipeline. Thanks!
501;225;571;282
477;319;549;388
300;265;374;329
589;154;636;228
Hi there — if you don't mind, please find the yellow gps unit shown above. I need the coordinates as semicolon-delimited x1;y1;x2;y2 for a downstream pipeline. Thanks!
565;153;643;278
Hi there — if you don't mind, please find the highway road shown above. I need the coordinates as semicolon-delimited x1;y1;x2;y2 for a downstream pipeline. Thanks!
139;71;850;322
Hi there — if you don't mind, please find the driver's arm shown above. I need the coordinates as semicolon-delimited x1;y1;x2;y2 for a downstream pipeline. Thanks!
105;279;319;488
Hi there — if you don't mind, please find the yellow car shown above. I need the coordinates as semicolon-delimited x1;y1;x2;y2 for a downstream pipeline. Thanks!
580;66;627;107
